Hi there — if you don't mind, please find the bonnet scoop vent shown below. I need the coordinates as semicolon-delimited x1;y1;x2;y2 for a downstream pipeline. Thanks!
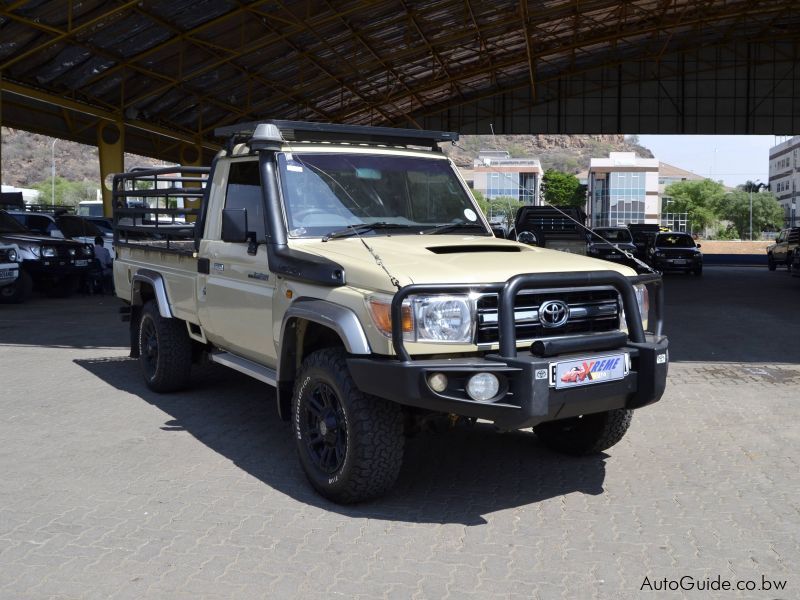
427;245;522;254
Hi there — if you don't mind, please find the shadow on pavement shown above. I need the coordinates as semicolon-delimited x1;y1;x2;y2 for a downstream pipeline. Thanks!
662;266;800;363
0;294;127;349
75;355;608;526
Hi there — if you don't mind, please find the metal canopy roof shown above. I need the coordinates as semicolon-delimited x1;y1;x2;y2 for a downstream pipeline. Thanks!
1;0;799;162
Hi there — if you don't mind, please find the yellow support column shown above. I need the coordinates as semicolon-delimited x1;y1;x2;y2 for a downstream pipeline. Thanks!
180;142;203;222
97;120;125;217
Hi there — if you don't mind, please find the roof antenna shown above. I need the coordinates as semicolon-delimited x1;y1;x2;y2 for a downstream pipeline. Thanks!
489;123;498;150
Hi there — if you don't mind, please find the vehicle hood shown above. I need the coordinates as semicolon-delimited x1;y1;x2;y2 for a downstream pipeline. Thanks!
0;232;85;247
588;241;636;251
294;234;637;292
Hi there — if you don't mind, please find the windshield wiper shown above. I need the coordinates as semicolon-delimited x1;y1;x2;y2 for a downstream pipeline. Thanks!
420;222;489;235
323;222;414;241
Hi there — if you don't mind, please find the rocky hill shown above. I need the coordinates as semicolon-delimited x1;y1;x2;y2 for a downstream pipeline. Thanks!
2;127;653;188
443;133;653;172
1;127;162;188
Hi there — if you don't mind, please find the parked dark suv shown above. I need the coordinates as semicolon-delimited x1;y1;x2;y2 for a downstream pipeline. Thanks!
0;209;94;301
587;227;639;268
647;231;703;275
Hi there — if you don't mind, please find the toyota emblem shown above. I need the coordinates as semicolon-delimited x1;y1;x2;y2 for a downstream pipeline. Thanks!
539;300;569;328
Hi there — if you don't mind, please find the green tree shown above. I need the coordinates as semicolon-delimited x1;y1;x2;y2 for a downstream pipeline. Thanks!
541;169;585;207
718;190;784;239
662;179;727;232
30;177;96;208
471;188;489;217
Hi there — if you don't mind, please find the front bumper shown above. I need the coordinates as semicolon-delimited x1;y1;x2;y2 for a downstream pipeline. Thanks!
21;258;92;279
0;263;20;287
652;256;702;271
348;334;668;430
349;270;668;430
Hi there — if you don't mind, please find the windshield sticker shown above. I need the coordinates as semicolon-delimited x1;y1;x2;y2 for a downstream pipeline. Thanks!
464;208;478;222
287;164;303;172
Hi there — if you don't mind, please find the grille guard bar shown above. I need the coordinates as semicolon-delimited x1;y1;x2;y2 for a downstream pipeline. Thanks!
390;270;663;362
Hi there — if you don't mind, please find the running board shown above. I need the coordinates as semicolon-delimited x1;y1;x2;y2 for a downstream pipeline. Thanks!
209;351;277;387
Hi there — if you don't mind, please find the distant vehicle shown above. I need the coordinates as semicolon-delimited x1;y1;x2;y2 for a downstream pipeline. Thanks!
587;227;638;268
647;231;703;275
7;211;112;252
0;243;22;303
766;227;800;271
512;206;588;254
0;209;93;300
627;223;661;260
77;200;104;217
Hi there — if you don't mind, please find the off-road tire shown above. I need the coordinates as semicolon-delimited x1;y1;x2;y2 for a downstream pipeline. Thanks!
533;408;633;456
292;348;404;504
693;266;703;276
46;275;77;298
138;300;192;392
0;270;32;304
768;253;776;271
786;252;793;272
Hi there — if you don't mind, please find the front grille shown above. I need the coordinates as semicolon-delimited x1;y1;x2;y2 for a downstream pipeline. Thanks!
475;288;620;345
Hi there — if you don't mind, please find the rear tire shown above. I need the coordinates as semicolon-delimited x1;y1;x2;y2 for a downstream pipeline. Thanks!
138;300;192;392
693;266;703;276
292;348;404;504
0;270;32;304
534;409;633;455
786;252;793;272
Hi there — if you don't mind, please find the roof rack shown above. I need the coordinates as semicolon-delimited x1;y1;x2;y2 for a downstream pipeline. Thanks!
213;119;458;151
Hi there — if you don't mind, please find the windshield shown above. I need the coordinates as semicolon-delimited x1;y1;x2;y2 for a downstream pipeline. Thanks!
277;153;488;238
594;228;633;243
0;211;30;233
57;216;103;238
656;233;696;248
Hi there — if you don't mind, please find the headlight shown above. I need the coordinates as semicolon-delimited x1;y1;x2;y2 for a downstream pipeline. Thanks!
633;283;649;331
41;246;57;258
82;246;94;257
517;230;537;245
7;248;17;262
412;295;475;343
588;247;599;254
366;294;476;344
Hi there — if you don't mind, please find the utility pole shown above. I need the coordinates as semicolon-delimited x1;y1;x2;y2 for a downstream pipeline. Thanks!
50;138;58;209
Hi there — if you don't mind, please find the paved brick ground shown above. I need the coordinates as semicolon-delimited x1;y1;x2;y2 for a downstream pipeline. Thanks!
0;267;798;599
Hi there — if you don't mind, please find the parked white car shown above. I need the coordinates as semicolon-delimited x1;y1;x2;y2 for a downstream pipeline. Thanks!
0;242;22;302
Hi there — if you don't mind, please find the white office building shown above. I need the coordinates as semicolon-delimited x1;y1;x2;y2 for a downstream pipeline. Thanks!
768;136;800;227
587;152;660;227
472;150;542;205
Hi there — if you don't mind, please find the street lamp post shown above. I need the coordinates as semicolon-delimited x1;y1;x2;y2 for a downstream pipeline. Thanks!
50;138;58;209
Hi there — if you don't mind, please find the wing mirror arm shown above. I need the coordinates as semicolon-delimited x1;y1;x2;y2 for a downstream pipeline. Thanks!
247;232;258;256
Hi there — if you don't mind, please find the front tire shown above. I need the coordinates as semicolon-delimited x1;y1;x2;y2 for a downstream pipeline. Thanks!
0;270;32;304
138;300;192;392
768;254;776;271
533;409;633;455
292;348;404;504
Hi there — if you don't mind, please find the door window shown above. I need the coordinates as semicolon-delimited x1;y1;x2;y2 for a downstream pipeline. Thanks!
225;161;265;242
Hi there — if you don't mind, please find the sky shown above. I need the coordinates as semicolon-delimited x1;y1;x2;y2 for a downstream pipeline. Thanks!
637;135;782;188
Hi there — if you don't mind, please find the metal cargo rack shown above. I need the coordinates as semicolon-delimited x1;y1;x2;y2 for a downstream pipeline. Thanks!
112;166;209;255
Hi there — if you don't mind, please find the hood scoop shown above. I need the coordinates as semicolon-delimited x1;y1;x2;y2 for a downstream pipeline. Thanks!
427;245;521;254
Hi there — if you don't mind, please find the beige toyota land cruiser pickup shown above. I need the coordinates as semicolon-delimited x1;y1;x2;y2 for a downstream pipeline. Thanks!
114;120;668;504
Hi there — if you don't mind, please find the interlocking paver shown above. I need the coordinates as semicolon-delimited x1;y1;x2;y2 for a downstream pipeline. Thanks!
1;268;798;599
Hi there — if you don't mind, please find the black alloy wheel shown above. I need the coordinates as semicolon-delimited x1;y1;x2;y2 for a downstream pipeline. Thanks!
301;381;348;474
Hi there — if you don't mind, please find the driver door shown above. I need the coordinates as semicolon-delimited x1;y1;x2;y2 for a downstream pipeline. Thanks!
199;159;277;367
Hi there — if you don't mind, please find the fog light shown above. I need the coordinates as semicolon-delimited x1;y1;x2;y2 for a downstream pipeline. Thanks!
466;373;500;402
428;372;448;393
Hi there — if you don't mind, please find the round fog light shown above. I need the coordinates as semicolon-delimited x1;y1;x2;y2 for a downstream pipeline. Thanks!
428;372;448;393
466;373;500;402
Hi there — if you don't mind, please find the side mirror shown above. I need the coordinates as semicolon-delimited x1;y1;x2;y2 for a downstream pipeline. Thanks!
221;208;248;243
696;243;702;248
